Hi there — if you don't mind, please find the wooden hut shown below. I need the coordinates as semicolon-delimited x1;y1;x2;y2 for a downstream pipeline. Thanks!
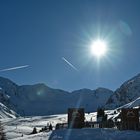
68;108;85;128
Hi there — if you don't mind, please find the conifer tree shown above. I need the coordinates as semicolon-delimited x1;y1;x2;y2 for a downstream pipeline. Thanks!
0;121;6;140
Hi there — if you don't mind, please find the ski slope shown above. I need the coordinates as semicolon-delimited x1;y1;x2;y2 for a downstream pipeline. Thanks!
1;112;140;140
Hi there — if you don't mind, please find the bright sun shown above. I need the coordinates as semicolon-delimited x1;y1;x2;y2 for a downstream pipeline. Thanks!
90;39;107;58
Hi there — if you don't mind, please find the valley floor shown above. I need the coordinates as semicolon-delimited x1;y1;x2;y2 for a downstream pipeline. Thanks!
1;112;140;140
2;114;67;140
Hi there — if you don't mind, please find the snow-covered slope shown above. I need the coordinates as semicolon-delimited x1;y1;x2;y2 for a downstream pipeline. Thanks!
3;113;140;140
0;77;18;97
71;88;113;112
0;77;113;116
0;102;17;118
0;88;17;118
117;97;140;109
105;73;140;109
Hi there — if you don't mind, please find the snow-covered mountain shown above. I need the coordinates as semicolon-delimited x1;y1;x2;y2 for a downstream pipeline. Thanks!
0;102;17;118
116;97;140;109
105;73;140;109
0;88;17;118
0;77;113;116
2;72;140;116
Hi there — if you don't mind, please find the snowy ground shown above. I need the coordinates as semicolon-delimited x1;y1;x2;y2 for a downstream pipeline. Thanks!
2;114;68;140
50;128;140;140
1;111;140;140
1;113;96;140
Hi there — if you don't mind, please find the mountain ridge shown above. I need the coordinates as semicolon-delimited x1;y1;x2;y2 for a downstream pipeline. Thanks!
105;73;140;109
0;76;113;116
1;72;140;117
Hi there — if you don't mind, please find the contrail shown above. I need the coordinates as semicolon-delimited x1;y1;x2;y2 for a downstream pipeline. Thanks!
62;57;78;71
0;65;29;72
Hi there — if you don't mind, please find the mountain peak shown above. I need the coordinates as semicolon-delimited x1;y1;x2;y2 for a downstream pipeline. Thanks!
106;73;140;109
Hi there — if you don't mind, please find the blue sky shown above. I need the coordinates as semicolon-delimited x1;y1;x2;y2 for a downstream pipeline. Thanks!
0;0;140;91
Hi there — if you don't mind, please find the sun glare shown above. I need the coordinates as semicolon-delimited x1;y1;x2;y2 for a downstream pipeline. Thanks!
90;39;107;58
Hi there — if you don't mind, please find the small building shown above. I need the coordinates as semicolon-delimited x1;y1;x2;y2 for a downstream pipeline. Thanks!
96;108;108;128
120;108;139;130
68;108;85;128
